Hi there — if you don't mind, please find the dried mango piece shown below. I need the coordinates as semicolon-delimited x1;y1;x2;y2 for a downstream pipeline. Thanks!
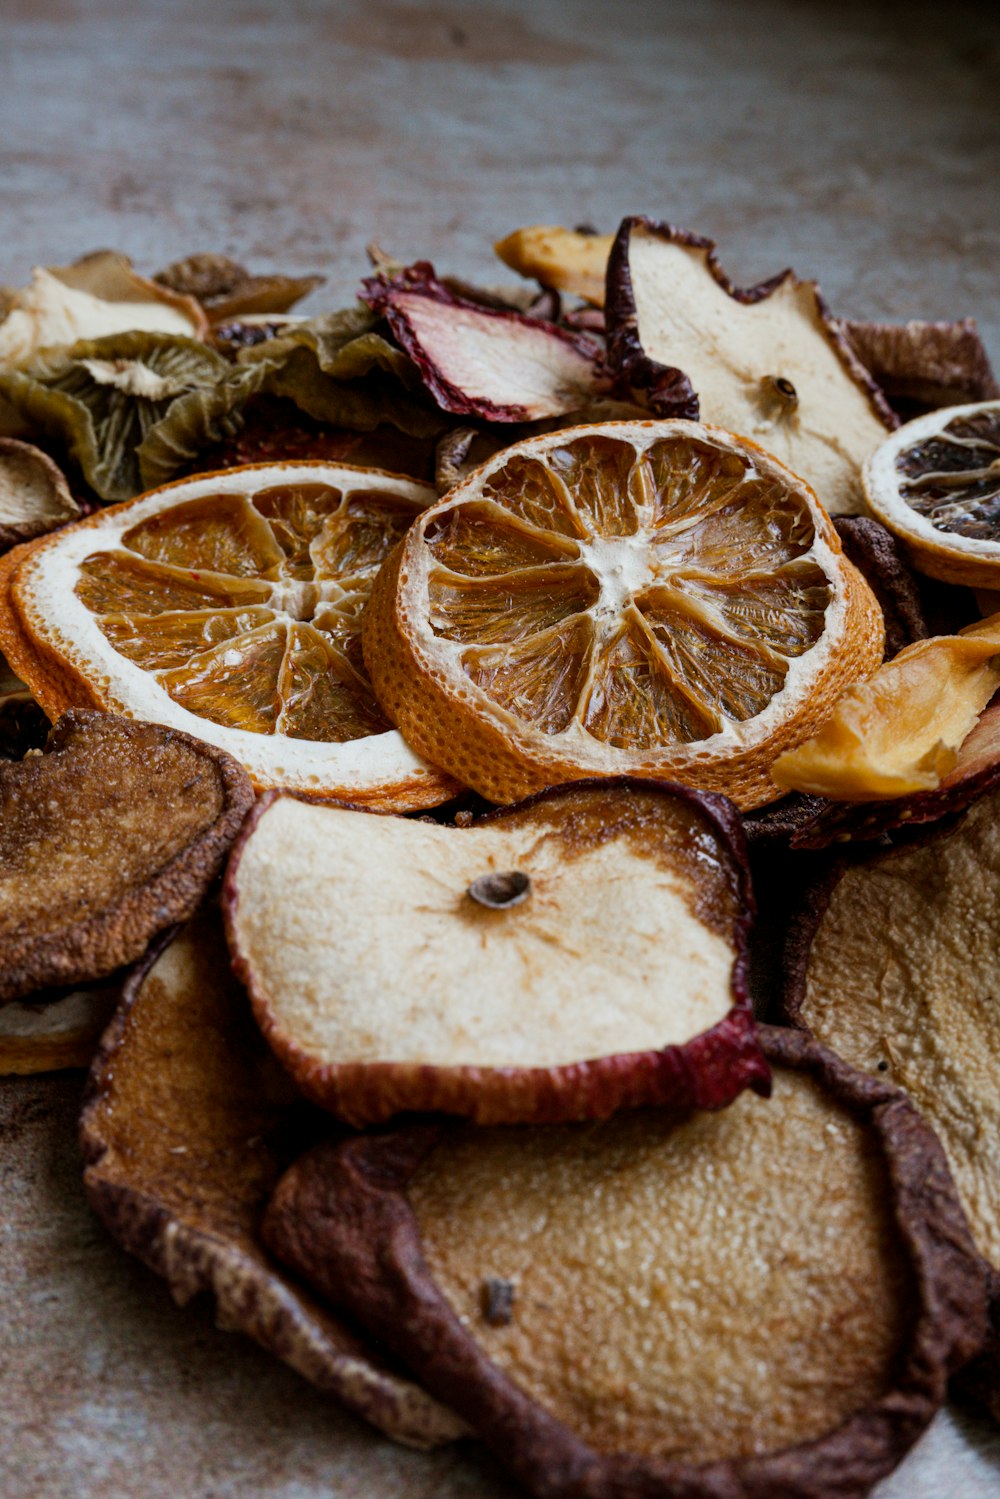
772;613;1000;799
493;225;614;306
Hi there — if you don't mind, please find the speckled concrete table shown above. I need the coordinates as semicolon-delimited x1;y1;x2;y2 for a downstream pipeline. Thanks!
2;2;1000;1496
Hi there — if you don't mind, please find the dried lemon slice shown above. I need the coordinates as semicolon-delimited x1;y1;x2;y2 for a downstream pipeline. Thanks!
364;421;884;809
864;400;1000;587
0;461;457;808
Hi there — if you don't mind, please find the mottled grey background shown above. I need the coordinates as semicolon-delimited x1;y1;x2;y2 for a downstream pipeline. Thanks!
2;1;1000;1495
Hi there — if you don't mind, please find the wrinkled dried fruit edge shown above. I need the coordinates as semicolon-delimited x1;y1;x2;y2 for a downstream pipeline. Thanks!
78;933;466;1450
361;262;608;423
0;709;254;1004
261;1024;986;1499
0;438;81;555
604;217;899;430
222;778;771;1127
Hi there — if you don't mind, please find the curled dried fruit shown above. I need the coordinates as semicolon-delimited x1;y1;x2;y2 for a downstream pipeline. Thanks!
772;612;1000;800
0;709;253;1004
223;781;768;1126
81;910;463;1448
605;218;896;515
0;982;118;1075
262;1026;984;1499
0;438;79;552
493;225;614;306
153;253;324;323
839;317;999;412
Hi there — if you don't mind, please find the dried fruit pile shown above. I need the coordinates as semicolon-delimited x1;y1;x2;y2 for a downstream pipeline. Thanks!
2;222;1000;1497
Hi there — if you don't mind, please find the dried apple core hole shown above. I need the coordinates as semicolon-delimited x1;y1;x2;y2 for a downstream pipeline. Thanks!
896;410;1000;540
425;434;829;747
74;482;423;742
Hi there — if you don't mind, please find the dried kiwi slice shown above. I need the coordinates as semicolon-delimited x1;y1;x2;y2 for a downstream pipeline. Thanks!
262;1026;985;1499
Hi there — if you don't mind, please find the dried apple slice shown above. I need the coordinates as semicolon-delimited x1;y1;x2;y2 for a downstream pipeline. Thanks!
361;262;610;421
262;1026;984;1497
0;709;252;1004
223;780;769;1127
605;218;896;515
784;785;1000;1414
0;438;80;552
80;910;464;1449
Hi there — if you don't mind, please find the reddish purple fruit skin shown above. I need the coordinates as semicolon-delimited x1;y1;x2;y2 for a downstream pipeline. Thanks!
223;777;770;1127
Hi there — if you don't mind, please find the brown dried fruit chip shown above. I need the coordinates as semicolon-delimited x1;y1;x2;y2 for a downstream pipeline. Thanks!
154;253;324;324
605;218;896;515
833;515;929;659
0;709;253;1004
80;910;464;1448
0;438;80;553
838;317;1000;413
262;1026;985;1498
493;225;615;306
223;780;769;1127
0;982;118;1075
361;262;610;422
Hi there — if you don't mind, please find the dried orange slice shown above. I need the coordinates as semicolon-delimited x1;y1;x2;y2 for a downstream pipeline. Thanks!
364;421;884;809
0;461;458;807
864;400;1000;587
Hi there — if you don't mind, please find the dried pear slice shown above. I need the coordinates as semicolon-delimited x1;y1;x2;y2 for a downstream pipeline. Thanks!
864;402;1000;589
0;982;117;1075
606;218;896;515
0;709;252;1004
80;910;464;1449
0;438;80;552
361;262;610;422
493;225;615;306
0;461;457;807
223;781;768;1127
364;420;884;811
262;1026;984;1498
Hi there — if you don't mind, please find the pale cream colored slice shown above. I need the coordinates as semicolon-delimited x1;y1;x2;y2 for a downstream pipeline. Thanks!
623;227;891;514
0;986;117;1074
0;439;79;537
225;783;756;1125
796;785;1000;1267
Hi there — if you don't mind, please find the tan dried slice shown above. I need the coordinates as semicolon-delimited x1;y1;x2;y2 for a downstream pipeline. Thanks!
773;612;1000;800
0;253;206;369
223;781;768;1127
0;983;117;1074
262;1026;984;1498
0;709;252;1004
493;226;615;306
605;218;896;515
785;787;1000;1419
364;420;884;811
153;253;324;323
80;910;463;1449
864;401;1000;588
0;438;80;552
0;461;458;807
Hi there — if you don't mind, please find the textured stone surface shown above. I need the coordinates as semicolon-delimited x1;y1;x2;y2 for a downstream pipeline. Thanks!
2;0;1000;1494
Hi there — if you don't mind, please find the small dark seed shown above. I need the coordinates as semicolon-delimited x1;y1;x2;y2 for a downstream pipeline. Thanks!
467;870;531;909
764;374;799;406
877;1061;889;1072
480;1277;516;1326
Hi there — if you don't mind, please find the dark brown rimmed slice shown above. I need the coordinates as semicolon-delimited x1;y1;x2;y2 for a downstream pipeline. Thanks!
783;785;1000;1412
605;218;896;515
0;439;80;553
262;1025;985;1498
361;261;610;422
838;317;1000;413
80;909;464;1449
223;779;769;1127
0;709;253;1004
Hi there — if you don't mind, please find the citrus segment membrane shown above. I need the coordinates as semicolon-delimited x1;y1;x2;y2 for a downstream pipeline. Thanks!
80;911;464;1449
605;219;895;515
1;462;457;804
261;1027;984;1498
223;782;767;1127
364;420;884;809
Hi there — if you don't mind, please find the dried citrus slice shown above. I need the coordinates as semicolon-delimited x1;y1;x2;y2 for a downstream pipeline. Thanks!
864;400;1000;587
364;421;884;809
0;461;458;807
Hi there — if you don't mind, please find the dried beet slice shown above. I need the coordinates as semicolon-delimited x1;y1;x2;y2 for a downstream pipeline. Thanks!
361;261;610;422
605;218;896;515
838;317;1000;413
785;787;1000;1336
0;438;80;552
791;694;1000;848
262;1025;985;1499
223;780;769;1127
0;709;253;1003
80;910;464;1448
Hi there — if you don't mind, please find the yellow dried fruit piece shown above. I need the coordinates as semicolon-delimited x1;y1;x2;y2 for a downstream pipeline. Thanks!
773;613;1000;800
494;226;614;306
